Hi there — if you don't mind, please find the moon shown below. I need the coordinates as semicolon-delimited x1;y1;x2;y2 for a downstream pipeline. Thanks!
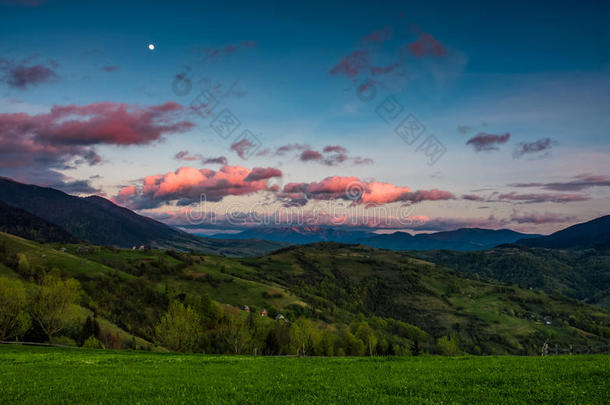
148;43;155;51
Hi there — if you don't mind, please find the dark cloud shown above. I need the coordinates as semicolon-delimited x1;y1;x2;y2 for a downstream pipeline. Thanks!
498;192;589;204
49;179;102;195
194;40;257;60
174;150;228;166
0;59;58;88
513;137;556;158
462;194;485;201
509;211;576;224
100;65;120;72
509;174;610;192
466;132;510;151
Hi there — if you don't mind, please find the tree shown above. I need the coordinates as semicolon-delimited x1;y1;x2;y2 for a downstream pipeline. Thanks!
155;301;202;352
221;314;251;354
0;276;30;341
80;316;100;345
437;335;460;356
289;317;314;356
30;274;81;342
355;322;378;356
16;253;31;277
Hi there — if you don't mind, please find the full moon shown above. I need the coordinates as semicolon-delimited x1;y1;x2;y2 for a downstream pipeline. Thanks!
148;43;155;51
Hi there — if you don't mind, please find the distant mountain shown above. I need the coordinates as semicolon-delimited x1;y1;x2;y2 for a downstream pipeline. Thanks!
208;226;375;244
518;215;610;249
208;226;539;252
0;177;285;256
356;228;540;251
0;200;76;243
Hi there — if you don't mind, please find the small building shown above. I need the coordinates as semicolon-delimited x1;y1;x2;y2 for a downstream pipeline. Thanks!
241;305;250;312
275;314;286;321
259;308;268;317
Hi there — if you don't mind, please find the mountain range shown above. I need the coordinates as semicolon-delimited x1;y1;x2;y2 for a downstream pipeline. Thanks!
0;177;284;256
517;214;610;249
1;176;609;255
208;226;540;251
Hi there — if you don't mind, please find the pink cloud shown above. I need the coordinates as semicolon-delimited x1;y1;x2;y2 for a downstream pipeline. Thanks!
323;145;348;154
0;101;193;185
407;32;446;58
231;139;253;159
278;176;453;206
174;150;200;161
113;165;282;209
330;50;370;79
300;150;324;161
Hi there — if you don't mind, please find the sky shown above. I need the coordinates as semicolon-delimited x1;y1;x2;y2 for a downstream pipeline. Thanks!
1;0;609;235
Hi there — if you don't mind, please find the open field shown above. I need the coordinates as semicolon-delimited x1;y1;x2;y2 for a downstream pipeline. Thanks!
0;345;608;404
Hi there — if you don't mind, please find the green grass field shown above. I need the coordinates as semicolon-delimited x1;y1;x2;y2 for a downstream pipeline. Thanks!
0;345;608;404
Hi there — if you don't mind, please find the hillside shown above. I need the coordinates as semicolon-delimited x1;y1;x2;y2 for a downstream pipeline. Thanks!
410;246;610;307
0;200;76;244
2;231;608;355
357;228;539;251
518;215;610;249
228;243;609;353
0;177;284;256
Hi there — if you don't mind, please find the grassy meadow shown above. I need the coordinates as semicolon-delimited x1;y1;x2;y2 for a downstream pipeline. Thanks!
0;345;608;404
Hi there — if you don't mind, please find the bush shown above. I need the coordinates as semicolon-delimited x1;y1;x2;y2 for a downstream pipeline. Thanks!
437;335;460;356
82;336;102;349
0;276;30;341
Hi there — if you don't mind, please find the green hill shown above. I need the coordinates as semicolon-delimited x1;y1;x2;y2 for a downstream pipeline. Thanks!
410;245;610;307
2;232;607;355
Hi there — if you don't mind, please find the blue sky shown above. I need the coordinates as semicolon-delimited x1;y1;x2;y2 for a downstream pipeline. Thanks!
1;0;609;234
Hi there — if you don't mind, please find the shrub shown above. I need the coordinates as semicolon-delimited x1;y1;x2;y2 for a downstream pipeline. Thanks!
82;335;102;349
0;276;30;340
437;335;460;356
